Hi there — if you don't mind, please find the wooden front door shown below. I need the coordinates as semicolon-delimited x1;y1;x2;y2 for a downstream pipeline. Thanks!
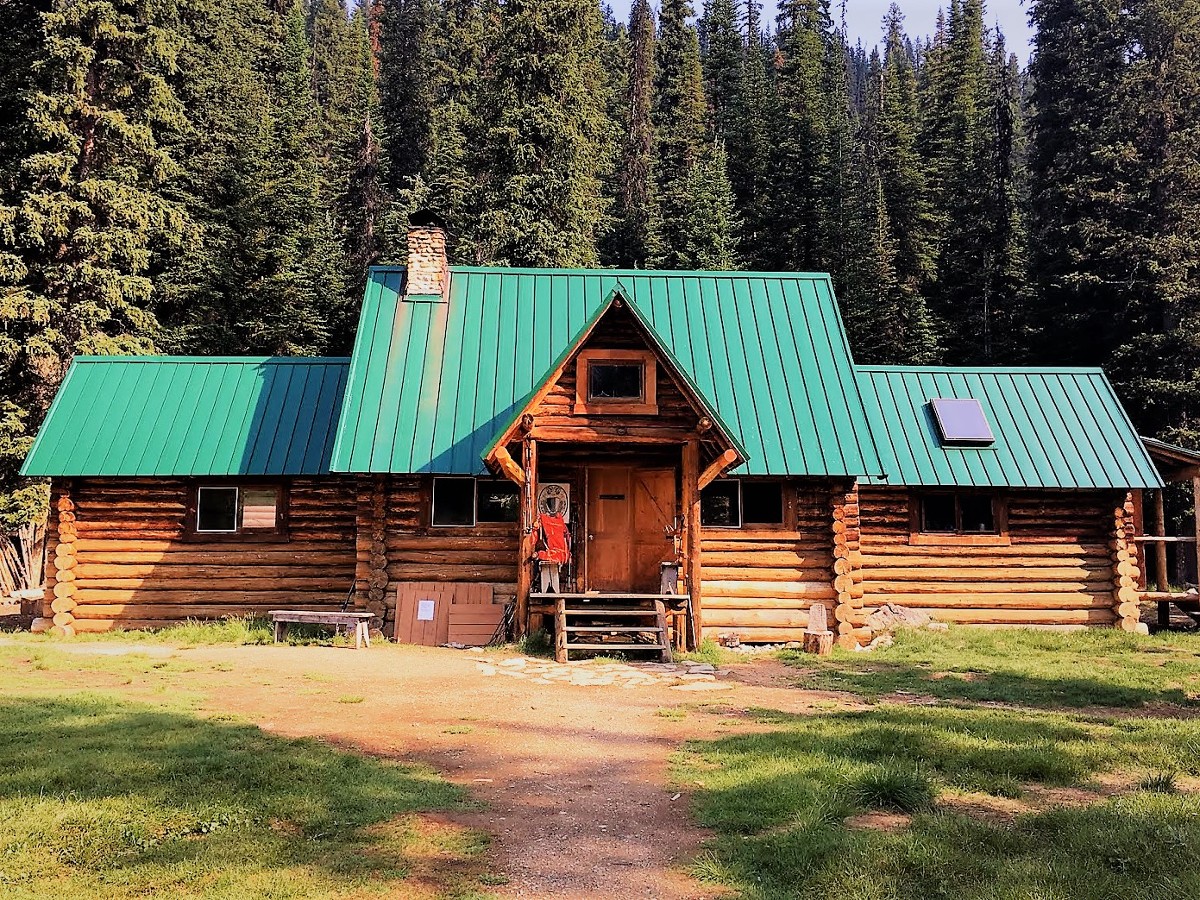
586;466;675;592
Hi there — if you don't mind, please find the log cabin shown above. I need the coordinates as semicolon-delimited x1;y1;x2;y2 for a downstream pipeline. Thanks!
21;221;1164;651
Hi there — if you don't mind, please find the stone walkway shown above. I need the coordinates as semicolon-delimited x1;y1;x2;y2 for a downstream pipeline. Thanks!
472;655;733;690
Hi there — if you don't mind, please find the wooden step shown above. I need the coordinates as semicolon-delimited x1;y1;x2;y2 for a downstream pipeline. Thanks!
565;625;664;633
562;608;658;616
564;642;665;651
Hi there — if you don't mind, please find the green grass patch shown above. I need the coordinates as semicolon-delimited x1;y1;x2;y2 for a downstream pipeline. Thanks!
678;639;732;666
0;693;491;898
676;702;1200;898
781;626;1200;708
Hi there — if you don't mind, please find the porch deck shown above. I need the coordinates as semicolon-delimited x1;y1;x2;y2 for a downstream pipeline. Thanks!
528;592;686;663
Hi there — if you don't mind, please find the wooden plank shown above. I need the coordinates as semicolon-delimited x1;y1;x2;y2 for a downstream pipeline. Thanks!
683;438;701;650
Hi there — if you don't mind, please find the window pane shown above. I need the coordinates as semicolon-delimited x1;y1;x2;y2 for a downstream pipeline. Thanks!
197;487;238;532
477;481;519;523
241;488;278;529
433;478;475;526
742;481;784;524
920;494;957;533
701;481;740;527
588;363;642;400
960;495;997;533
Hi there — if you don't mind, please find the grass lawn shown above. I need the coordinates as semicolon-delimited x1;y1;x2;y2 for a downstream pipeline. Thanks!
0;644;495;899
677;627;1200;900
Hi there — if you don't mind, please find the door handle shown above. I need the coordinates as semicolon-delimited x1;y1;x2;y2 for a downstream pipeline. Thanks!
588;533;594;541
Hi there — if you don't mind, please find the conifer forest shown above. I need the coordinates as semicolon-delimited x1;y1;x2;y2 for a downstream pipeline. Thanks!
1;0;1199;528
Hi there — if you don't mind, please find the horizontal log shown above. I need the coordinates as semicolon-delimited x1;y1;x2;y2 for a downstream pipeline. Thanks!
702;595;828;610
699;567;826;582
865;592;1116;610
75;563;354;580
72;603;351;619
702;609;814;628
867;579;1115;594
72;589;351;605
387;536;518;552
74;577;353;591
897;607;1118;625
702;551;832;568
867;565;1110;581
699;626;808;643
702;580;837;600
386;564;517;581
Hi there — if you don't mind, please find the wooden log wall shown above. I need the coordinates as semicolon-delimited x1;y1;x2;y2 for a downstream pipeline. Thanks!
858;487;1124;628
355;475;389;625
42;477;358;632
384;476;519;630
699;482;836;644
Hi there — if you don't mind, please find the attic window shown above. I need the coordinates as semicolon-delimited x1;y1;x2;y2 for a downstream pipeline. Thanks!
929;398;995;445
574;349;658;415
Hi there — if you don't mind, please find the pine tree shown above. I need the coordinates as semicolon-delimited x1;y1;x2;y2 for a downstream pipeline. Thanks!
0;0;191;464
876;4;936;301
700;0;743;142
604;0;657;267
650;0;739;268
377;0;440;192
768;0;833;270
1104;0;1200;443
468;0;611;266
0;0;51;201
726;0;775;265
158;0;336;355
1027;0;1130;365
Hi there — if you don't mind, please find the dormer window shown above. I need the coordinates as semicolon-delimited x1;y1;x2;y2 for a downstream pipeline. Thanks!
574;349;658;415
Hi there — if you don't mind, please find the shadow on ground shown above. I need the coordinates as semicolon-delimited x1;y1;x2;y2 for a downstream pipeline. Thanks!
0;695;486;898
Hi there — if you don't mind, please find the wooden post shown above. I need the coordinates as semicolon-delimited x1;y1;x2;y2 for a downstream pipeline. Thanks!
49;482;78;637
1152;488;1170;628
832;481;865;649
682;439;702;650
1112;492;1143;632
1193;477;1200;593
515;438;538;637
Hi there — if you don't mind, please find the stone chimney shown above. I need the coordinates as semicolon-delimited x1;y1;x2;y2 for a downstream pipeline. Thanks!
405;213;448;299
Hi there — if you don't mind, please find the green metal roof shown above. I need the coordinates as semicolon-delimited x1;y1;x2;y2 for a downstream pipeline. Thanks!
21;357;349;477
331;267;886;476
856;366;1163;489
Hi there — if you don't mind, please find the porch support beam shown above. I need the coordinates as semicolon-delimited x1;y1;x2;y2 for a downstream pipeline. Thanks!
515;438;538;637
491;445;525;486
683;438;702;650
698;449;739;491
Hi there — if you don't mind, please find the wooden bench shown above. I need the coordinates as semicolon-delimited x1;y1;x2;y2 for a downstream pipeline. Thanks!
268;610;375;649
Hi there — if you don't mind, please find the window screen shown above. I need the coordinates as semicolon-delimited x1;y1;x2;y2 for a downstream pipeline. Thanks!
477;481;519;523
929;398;995;444
432;478;476;526
701;480;740;527
742;481;784;525
241;488;278;530
588;363;643;400
197;487;238;532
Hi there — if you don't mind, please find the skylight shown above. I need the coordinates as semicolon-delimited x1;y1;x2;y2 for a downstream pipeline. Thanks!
929;398;995;445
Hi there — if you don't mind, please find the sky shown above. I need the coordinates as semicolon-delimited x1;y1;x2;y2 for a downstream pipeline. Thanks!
608;0;1034;61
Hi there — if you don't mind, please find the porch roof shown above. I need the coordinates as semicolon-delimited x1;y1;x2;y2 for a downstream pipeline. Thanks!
330;267;887;477
856;366;1163;489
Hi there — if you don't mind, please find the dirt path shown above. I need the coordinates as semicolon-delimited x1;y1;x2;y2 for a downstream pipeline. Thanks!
86;643;845;899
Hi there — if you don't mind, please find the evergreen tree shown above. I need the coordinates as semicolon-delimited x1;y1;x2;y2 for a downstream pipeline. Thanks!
726;0;775;265
468;0;611;266
0;0;51;202
377;0;439;192
159;0;336;355
700;0;743;142
650;0;739;268
768;0;833;270
605;0;657;267
0;0;191;507
876;4;936;301
1027;0;1130;364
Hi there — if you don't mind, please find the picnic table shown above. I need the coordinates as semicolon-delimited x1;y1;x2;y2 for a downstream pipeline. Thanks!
268;610;375;649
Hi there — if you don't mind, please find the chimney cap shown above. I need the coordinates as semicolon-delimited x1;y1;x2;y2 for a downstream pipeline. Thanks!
409;209;448;231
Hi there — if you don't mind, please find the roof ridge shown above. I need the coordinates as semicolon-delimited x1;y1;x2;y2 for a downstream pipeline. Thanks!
367;264;837;280
857;364;1108;374
71;355;352;364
